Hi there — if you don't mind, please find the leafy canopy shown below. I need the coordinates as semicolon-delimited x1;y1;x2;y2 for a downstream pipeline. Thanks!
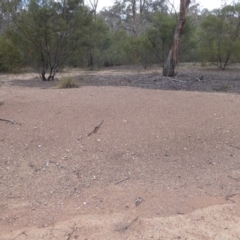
14;0;93;80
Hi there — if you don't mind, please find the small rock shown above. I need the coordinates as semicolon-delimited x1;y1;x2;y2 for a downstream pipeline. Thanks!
135;197;143;206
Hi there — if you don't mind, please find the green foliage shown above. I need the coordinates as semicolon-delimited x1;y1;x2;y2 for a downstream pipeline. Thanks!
57;76;79;88
198;4;240;69
143;12;197;66
101;31;135;66
13;0;93;80
85;17;112;68
137;34;155;68
67;17;112;69
1;0;240;73
145;12;176;66
0;35;23;72
179;16;198;62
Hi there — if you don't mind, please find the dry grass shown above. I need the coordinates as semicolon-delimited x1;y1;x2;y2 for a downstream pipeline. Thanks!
57;76;79;88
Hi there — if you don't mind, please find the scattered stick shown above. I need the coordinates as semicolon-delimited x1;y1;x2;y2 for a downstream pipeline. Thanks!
177;211;185;215
228;175;240;181
116;216;138;232
66;223;77;240
0;118;21;125
168;77;186;83
115;177;129;185
88;120;104;137
193;77;202;82
225;193;239;201
226;143;240;150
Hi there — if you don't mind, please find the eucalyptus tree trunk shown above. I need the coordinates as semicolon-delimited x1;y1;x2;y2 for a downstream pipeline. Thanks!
163;0;191;76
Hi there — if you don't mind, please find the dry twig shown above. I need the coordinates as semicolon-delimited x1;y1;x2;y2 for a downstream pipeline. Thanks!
0;118;21;125
115;177;129;185
168;77;186;83
88;120;104;137
225;193;239;201
228;175;240;181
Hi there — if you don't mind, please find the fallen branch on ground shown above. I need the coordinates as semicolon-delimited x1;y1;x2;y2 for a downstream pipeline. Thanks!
167;77;187;83
0;118;21;125
115;177;129;185
225;193;239;201
228;175;240;181
88;120;104;137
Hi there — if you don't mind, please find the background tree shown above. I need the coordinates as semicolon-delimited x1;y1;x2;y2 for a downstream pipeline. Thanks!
146;12;176;66
163;0;191;76
100;0;168;65
0;1;24;72
87;0;98;20
199;4;240;69
13;0;92;80
0;34;23;72
99;30;134;66
86;17;111;68
1;0;240;74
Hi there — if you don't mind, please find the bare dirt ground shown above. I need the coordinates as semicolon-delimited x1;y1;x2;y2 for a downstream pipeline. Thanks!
1;64;240;239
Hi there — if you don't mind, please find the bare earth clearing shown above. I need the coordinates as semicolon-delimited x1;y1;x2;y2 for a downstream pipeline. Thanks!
1;65;240;239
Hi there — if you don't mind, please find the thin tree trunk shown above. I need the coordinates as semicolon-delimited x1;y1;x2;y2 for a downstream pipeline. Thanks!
163;0;191;77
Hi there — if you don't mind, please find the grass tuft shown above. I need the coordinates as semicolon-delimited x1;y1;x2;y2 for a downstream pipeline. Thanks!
57;76;79;89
